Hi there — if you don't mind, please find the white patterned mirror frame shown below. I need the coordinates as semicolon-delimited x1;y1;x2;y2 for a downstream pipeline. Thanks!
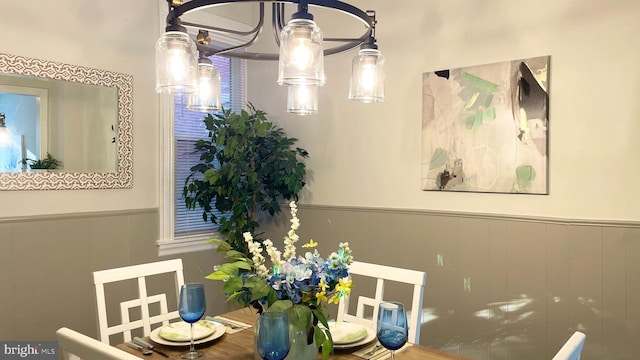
0;53;133;190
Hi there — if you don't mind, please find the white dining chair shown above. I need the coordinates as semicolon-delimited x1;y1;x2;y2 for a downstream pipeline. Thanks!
336;261;426;344
551;331;586;360
56;327;142;360
92;258;185;344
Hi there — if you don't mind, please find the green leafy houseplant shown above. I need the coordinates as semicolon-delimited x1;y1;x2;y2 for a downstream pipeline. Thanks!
22;152;62;170
183;104;309;254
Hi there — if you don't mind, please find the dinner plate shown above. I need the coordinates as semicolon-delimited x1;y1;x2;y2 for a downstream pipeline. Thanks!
328;322;369;345
327;323;376;349
150;321;226;346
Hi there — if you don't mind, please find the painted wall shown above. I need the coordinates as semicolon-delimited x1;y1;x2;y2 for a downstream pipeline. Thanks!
247;0;640;222
0;0;159;217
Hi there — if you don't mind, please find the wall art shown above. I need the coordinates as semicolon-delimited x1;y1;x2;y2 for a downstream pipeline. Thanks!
421;56;549;194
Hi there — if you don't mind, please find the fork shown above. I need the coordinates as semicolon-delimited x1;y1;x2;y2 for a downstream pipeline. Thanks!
364;344;384;356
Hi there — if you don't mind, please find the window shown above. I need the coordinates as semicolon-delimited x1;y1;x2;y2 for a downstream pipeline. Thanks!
158;30;247;255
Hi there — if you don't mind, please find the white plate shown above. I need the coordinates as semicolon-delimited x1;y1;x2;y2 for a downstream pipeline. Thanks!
329;322;369;345
150;321;226;347
329;324;376;349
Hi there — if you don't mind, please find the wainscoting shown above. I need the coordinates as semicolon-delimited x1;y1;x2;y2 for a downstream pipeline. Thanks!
261;205;640;360
0;209;228;344
1;205;637;359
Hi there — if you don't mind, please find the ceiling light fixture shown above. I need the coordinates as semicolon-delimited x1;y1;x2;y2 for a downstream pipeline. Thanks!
0;113;11;147
187;31;222;112
348;11;385;103
156;0;384;115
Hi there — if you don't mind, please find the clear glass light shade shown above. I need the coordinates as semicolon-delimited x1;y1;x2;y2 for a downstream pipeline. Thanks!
278;19;325;86
187;62;221;112
155;31;199;94
0;126;10;147
348;48;385;103
287;84;318;115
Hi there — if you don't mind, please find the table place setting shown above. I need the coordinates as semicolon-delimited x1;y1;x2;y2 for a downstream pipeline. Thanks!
205;315;253;334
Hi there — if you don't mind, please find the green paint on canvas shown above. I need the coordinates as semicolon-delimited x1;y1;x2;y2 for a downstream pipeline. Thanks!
516;165;536;182
429;148;450;170
461;72;499;93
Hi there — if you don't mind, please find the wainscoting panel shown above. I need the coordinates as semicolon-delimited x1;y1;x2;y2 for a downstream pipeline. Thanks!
0;209;230;344
261;205;640;360
2;205;639;360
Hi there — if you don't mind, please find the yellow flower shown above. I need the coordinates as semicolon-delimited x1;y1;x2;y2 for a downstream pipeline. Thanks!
317;291;328;303
316;279;329;303
302;239;318;248
327;278;352;304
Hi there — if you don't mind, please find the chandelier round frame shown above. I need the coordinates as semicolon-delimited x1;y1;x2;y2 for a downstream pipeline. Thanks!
165;0;375;61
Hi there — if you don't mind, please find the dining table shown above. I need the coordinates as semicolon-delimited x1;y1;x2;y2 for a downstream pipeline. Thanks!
116;307;469;360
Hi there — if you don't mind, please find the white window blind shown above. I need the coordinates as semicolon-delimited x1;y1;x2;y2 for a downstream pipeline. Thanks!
173;55;246;238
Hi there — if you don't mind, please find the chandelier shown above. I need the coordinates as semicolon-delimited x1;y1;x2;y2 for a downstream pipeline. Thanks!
155;0;385;115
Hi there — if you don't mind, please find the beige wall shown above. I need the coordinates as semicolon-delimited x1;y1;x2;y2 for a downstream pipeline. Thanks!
247;0;640;222
0;0;159;217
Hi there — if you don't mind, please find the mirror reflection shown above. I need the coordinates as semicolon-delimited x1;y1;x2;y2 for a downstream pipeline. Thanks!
0;52;132;190
0;73;118;173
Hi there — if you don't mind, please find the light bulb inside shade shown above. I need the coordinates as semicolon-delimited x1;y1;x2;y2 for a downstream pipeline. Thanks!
155;31;199;94
0;127;11;147
287;84;318;115
187;62;221;112
349;48;385;103
278;19;325;86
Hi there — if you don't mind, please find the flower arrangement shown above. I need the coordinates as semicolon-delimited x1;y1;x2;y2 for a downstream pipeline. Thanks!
206;201;353;359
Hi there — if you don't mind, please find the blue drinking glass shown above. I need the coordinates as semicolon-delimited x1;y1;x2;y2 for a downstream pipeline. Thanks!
179;283;206;359
376;301;408;360
256;311;290;360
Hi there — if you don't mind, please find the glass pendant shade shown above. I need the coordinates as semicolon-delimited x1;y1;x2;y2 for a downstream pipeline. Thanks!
187;61;221;112
287;84;318;115
348;48;385;103
0;114;10;147
0;126;10;147
155;31;198;94
278;18;325;86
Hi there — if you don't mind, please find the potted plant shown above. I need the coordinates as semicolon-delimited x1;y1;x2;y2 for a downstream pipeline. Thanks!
183;104;309;254
22;152;62;170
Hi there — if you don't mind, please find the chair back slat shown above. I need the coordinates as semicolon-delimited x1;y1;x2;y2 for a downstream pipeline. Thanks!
552;331;586;360
92;258;185;344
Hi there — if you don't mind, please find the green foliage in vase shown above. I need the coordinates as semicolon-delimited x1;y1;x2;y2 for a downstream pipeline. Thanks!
183;104;309;254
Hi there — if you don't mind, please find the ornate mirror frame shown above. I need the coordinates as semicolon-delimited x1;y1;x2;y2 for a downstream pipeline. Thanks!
0;53;133;190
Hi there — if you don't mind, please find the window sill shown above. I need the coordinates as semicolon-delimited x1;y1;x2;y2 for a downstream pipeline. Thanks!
156;234;219;256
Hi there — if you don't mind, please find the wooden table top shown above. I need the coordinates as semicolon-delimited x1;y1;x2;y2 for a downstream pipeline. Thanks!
117;308;468;360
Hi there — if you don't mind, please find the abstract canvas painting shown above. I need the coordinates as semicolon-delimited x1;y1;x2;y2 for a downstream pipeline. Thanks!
421;56;549;194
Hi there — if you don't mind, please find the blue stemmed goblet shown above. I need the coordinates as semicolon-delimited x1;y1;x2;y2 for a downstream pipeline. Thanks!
376;301;409;360
256;311;290;360
178;283;206;359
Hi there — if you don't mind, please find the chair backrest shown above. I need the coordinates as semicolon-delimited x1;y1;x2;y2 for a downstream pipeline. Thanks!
552;331;586;360
92;258;185;344
56;327;142;360
336;261;426;344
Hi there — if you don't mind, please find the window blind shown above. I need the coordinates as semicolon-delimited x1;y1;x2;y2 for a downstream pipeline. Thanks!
173;55;246;237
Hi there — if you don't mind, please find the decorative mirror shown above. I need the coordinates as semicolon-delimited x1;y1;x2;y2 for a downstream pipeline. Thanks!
0;53;133;190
